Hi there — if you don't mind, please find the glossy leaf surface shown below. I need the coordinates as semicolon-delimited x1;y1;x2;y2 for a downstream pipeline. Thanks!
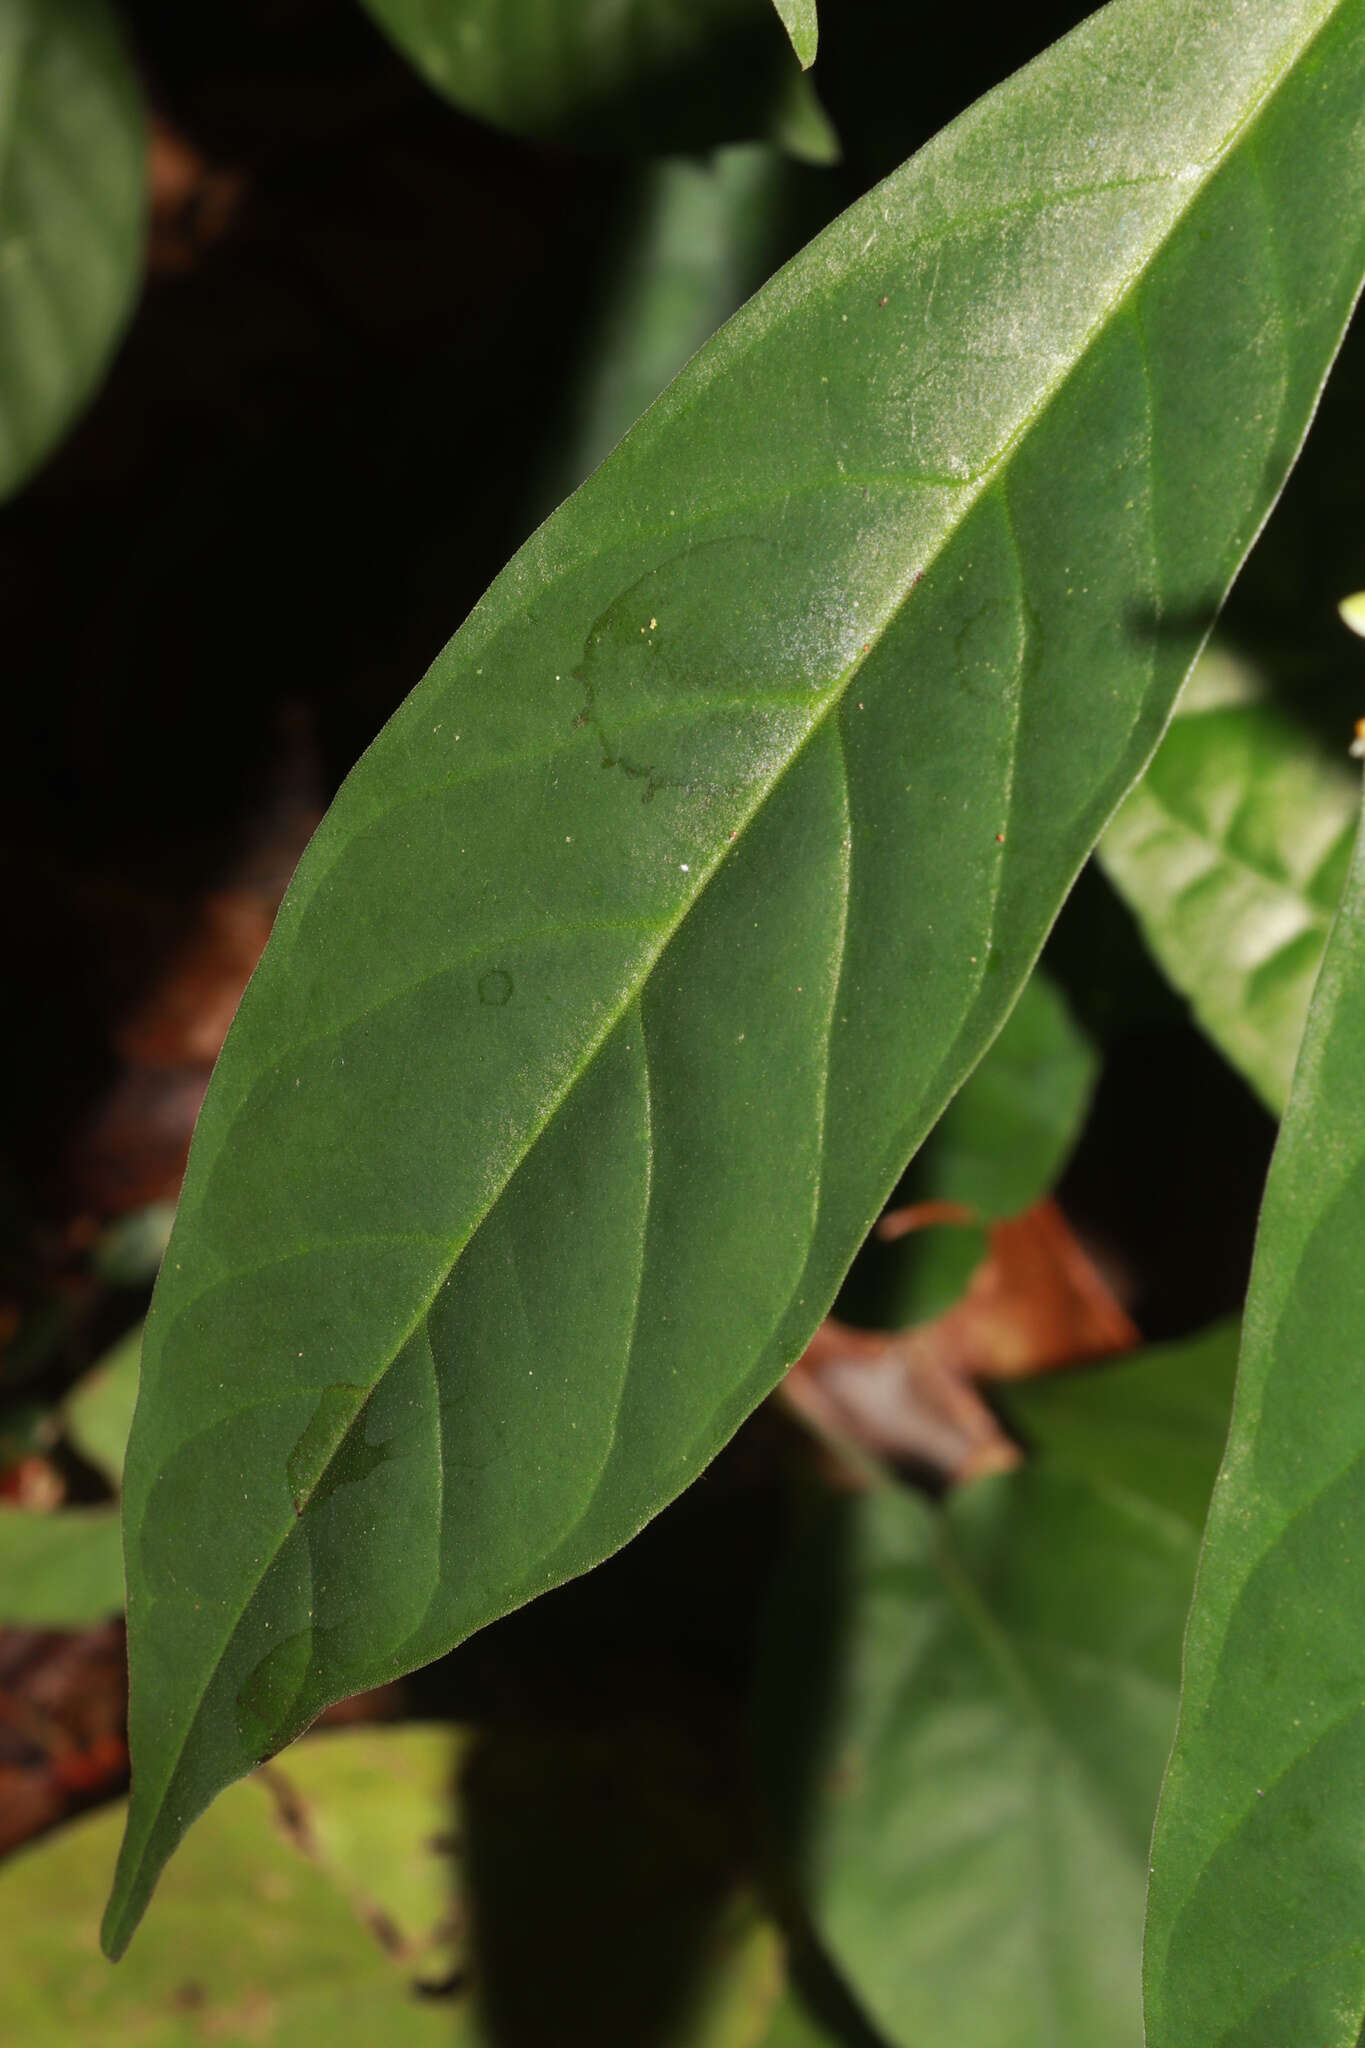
757;1326;1238;2048
358;0;807;154
107;0;1365;1956
1145;797;1365;2048
1101;647;1357;1110
772;0;818;69
0;0;144;502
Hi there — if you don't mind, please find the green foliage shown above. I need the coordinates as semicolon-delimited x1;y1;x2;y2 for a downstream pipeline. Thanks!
356;0;824;156
906;969;1095;1224
836;967;1093;1329
757;1326;1237;2048
4;0;1365;2033
102;0;1365;1960
1145;796;1365;2048
0;0;144;503
1;1723;791;2044
1101;646;1357;1111
0;1323;139;1625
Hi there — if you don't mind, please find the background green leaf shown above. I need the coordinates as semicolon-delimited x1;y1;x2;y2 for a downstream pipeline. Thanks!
540;145;808;515
1;1723;788;2045
107;0;1365;1957
65;1319;141;1488
898;969;1096;1224
357;0;819;156
0;0;144;503
757;1325;1238;2048
1145;797;1365;2048
835;968;1094;1329
0;1505;124;1625
0;1323;140;1625
1101;645;1357;1111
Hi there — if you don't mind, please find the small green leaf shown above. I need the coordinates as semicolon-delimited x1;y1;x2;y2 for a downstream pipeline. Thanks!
836;969;1093;1329
757;1327;1237;2048
65;1321;142;1488
907;969;1096;1222
0;1324;143;1626
1145;794;1365;2048
995;1318;1238;1528
771;0;818;70
0;1506;124;1624
0;1728;476;2043
358;0;805;154
1101;648;1357;1110
544;145;799;513
0;0;145;503
107;0;1365;1956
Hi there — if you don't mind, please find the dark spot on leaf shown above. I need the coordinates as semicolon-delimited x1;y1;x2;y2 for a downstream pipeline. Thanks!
478;969;514;1007
286;1383;368;1515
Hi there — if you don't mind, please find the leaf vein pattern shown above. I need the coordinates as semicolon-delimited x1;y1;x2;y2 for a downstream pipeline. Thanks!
129;25;1343;1859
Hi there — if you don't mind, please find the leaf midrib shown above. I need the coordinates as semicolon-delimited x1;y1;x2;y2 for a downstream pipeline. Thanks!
126;0;1344;1904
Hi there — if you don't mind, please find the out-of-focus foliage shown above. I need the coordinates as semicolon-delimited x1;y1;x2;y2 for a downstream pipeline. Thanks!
0;0;144;503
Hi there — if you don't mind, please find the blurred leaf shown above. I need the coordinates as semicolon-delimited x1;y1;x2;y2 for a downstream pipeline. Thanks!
0;1727;472;2045
902;970;1096;1223
65;1321;142;1487
838;970;1093;1331
994;1318;1238;1527
754;1986;880;2046
771;1;818;68
0;1721;788;2045
1100;647;1357;1111
0;0;145;503
0;1325;140;1625
1145;799;1365;2048
0;1506;123;1624
758;1324;1237;2048
768;68;838;165
92;1204;176;1288
839;1219;990;1334
358;0;806;154
545;145;800;512
106;0;1365;1958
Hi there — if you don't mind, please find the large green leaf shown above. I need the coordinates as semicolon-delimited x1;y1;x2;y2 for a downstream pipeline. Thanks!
0;0;145;503
1144;798;1365;2047
1100;645;1357;1111
357;0;820;156
757;1326;1238;2048
106;0;1365;1957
